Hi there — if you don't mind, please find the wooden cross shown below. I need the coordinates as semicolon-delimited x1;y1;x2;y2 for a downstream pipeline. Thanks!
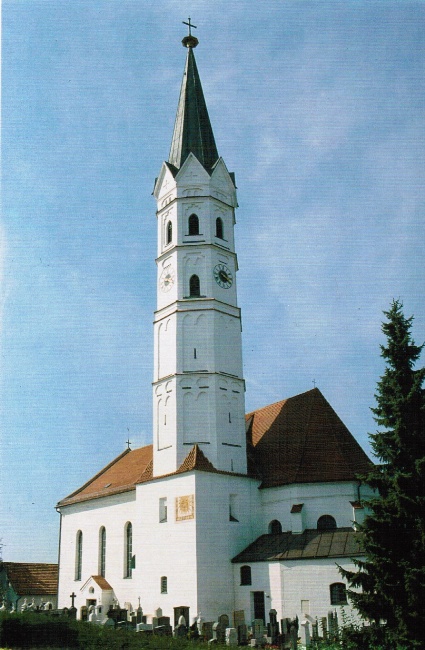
126;438;132;450
70;592;76;607
183;17;197;36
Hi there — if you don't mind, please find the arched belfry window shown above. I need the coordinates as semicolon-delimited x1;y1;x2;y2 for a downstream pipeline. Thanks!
189;275;200;297
188;214;199;235
124;522;133;578
75;531;83;581
317;515;337;530
268;520;282;535
166;221;172;245
99;527;106;577
216;217;224;239
240;565;252;585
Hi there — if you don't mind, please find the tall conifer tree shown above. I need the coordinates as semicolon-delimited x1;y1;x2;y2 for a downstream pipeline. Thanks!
342;300;425;647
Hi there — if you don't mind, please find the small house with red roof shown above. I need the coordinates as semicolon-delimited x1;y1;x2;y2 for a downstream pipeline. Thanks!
56;28;374;631
0;562;58;611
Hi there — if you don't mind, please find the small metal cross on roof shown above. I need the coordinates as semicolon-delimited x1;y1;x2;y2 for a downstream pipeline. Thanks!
312;379;316;388
126;438;132;450
183;17;197;36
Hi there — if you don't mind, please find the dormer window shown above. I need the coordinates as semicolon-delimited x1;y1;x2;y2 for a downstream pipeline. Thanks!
216;217;224;239
188;214;199;235
189;275;201;297
166;221;172;245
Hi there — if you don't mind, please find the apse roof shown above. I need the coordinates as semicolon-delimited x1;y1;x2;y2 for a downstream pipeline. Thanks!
246;388;372;488
1;563;58;596
57;389;372;507
168;44;219;172
231;527;363;563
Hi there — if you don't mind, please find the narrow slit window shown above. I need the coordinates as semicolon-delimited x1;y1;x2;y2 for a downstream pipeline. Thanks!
99;527;106;577
189;275;200;297
216;217;224;239
166;221;172;245
161;576;168;593
125;522;133;578
194;348;197;359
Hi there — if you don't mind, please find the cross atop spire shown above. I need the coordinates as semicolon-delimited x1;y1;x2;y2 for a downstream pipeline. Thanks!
183;17;197;36
182;17;199;49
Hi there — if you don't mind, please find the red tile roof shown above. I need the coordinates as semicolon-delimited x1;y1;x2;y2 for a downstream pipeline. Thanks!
57;389;372;506
232;528;363;563
91;576;113;590
246;388;371;488
2;563;58;596
57;446;153;506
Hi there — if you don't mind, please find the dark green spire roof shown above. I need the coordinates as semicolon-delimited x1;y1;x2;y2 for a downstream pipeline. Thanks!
168;42;219;173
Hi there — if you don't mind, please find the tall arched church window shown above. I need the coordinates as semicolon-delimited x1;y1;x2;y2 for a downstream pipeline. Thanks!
317;515;337;530
75;531;83;581
99;527;106;577
216;217;224;239
124;522;133;578
330;582;347;605
166;221;172;245
268;519;282;535
240;565;252;585
189;275;200;297
188;214;199;235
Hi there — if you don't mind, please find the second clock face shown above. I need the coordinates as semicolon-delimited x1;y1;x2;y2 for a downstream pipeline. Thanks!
159;265;175;292
213;263;233;289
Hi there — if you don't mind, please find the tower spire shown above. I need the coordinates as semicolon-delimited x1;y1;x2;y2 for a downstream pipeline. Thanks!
168;26;219;173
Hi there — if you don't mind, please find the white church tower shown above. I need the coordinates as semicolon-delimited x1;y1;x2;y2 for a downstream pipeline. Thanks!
152;29;247;478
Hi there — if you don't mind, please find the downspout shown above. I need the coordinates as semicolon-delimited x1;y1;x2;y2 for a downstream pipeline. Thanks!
56;507;62;609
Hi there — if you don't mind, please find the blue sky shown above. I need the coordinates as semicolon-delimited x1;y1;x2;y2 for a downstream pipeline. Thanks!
1;1;424;563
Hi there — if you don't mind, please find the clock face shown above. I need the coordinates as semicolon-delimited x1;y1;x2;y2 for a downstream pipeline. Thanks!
213;263;233;289
159;265;175;292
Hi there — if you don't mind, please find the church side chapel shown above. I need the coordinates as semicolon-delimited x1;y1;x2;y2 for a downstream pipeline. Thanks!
56;23;374;639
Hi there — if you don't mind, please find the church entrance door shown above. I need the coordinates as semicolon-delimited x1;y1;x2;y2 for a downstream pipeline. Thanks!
252;591;265;623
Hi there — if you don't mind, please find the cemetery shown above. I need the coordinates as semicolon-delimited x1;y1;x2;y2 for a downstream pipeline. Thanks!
0;597;376;649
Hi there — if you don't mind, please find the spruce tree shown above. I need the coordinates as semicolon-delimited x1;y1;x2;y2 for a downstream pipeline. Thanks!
341;300;425;648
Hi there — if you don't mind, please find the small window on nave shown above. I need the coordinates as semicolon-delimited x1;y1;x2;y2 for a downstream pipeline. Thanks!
317;515;337;530
268;519;282;535
240;565;252;585
161;576;168;593
188;214;199;235
330;582;347;605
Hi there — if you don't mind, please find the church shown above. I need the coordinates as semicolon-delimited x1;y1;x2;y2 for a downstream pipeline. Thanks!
56;28;373;631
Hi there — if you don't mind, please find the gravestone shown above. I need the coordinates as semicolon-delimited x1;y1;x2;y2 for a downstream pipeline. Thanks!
136;606;143;624
268;609;279;644
233;610;245;628
252;618;264;645
300;620;311;647
156;616;172;636
226;627;238;646
202;621;214;641
238;623;248;645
